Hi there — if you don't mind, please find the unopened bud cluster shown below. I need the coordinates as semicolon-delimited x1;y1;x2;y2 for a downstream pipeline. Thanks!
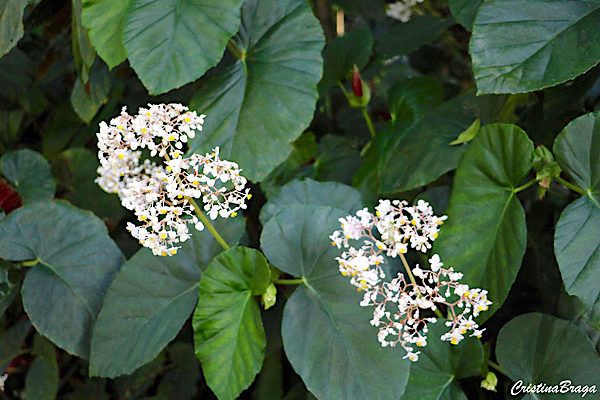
330;199;491;362
96;103;250;256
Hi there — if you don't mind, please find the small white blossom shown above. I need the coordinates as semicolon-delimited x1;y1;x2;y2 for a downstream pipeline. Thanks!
386;0;424;22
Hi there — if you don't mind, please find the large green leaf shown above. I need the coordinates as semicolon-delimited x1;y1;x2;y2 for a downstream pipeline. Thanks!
434;124;534;321
90;217;244;377
319;26;373;92
496;313;600;399
261;205;410;400
470;0;600;94
193;247;270;400
354;93;476;194
260;178;363;223
0;201;123;358
0;149;55;204
0;0;28;58
403;323;483;400
449;0;482;31
122;0;244;94
81;0;128;69
25;335;58;400
189;0;324;181
553;112;600;318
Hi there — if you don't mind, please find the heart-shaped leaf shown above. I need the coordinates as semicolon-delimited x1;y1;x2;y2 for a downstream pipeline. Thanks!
193;246;270;400
261;205;410;400
434;124;534;321
553;112;600;319
470;0;600;94
496;313;600;399
90;217;244;377
0;201;123;358
189;0;324;181
123;0;244;94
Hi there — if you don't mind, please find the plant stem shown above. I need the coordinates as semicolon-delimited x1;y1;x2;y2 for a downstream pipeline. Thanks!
555;176;587;196
513;178;538;193
361;107;376;138
399;253;444;319
226;39;245;60
186;196;230;251
21;259;39;267
487;359;509;378
273;278;305;285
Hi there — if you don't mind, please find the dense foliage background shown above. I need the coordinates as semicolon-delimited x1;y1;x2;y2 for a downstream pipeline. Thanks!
0;0;600;399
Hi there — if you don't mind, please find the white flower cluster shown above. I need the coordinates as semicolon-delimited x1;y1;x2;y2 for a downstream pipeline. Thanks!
386;0;424;22
330;199;491;362
96;104;250;256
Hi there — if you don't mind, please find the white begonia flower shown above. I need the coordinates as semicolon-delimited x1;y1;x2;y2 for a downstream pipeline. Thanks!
96;103;250;256
330;199;491;361
386;0;424;22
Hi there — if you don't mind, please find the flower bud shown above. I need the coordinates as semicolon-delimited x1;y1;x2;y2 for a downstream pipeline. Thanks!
262;282;277;310
480;371;498;392
344;65;371;108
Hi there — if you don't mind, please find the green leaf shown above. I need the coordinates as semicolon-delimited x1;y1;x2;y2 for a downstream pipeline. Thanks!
193;247;270;400
496;312;600;399
0;149;56;203
72;0;96;84
0;0;28;58
0;319;31;371
260;178;363;224
553;112;600;317
0;201;123;358
470;0;600;94
188;0;324;181
449;118;480;145
375;16;453;60
387;77;444;123
434;124;534;321
354;92;477;194
123;0;244;94
319;26;373;92
261;205;410;400
90;217;244;377
314;135;361;186
403;323;483;400
53;148;124;219
25;335;59;400
449;0;482;31
81;0;128;69
70;62;111;123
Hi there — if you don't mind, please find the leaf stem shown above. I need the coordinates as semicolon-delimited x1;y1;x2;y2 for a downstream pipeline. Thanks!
513;178;538;193
21;259;39;267
361;107;376;138
399;253;444;319
226;39;245;61
273;278;305;285
187;196;230;250
555;176;586;195
487;359;509;378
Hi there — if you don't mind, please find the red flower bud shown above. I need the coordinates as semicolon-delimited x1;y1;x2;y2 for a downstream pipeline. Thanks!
352;65;363;97
0;179;22;214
